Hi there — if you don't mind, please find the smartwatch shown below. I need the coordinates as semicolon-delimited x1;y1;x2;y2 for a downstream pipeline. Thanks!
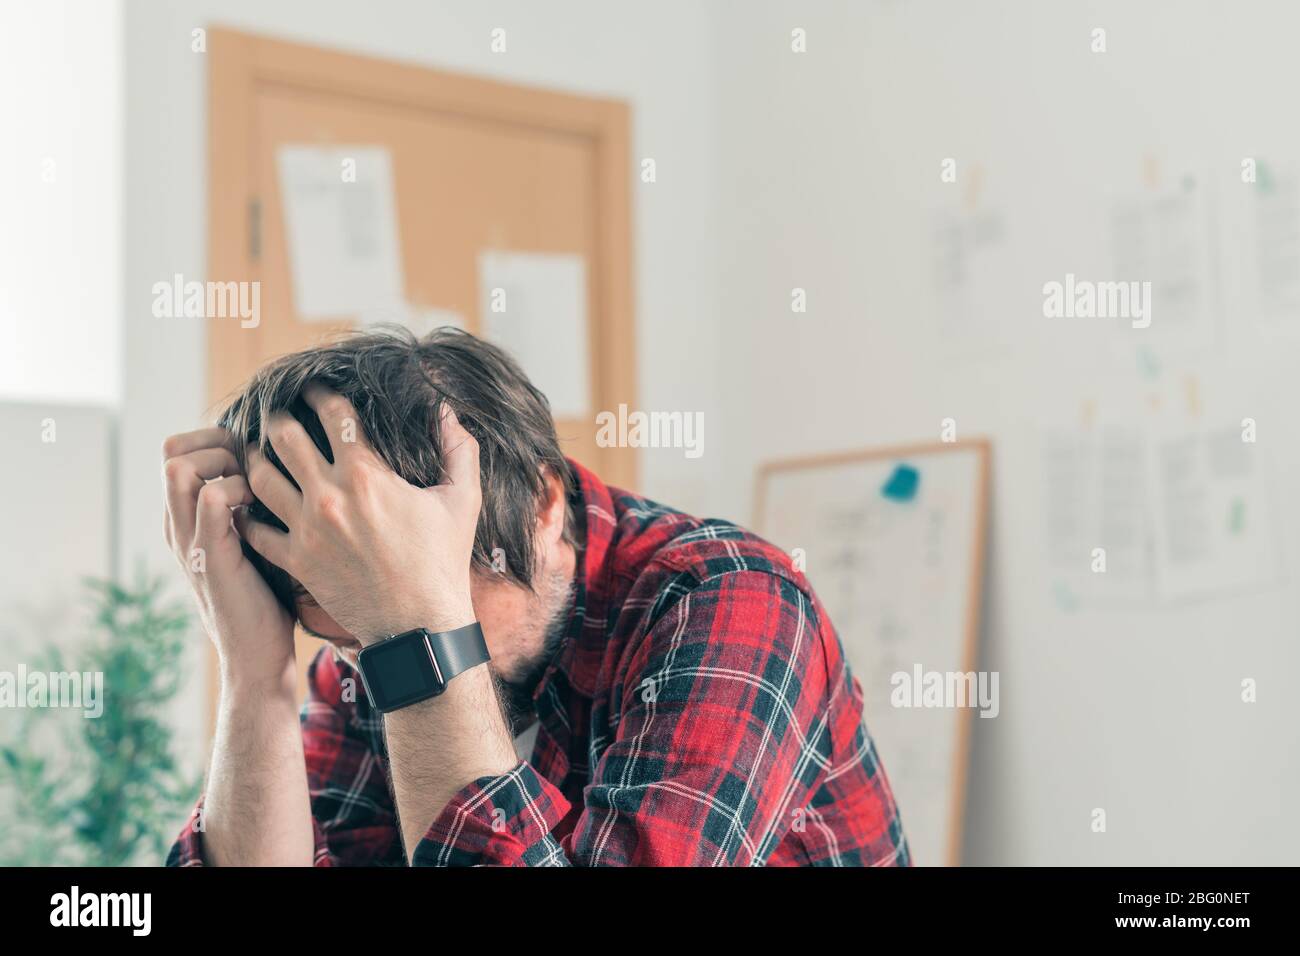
356;621;489;713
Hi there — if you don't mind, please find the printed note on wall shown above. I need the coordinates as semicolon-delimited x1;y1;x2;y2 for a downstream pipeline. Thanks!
1147;425;1280;602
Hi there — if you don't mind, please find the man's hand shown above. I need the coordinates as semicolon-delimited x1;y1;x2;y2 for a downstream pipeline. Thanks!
161;426;296;695
163;425;315;865
239;385;480;644
239;387;512;861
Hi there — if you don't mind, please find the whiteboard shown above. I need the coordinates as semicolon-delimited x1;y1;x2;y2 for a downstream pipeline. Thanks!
755;441;989;865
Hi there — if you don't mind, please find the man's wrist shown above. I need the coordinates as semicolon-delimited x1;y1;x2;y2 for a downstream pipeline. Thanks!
357;599;476;647
383;660;517;852
218;658;298;706
433;663;517;768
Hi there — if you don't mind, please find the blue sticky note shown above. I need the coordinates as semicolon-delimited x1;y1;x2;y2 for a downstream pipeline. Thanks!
881;464;920;502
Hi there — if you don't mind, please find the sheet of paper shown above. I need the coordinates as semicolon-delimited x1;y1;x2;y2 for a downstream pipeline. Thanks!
277;146;405;320
1042;426;1154;607
479;251;590;419
930;204;1012;355
1147;425;1279;601
1250;166;1300;322
1109;172;1218;351
1225;161;1300;329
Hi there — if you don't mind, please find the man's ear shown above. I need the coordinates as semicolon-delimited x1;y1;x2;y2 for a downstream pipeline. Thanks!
537;466;569;547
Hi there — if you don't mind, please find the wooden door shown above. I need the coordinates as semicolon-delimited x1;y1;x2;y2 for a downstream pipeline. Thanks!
206;29;636;726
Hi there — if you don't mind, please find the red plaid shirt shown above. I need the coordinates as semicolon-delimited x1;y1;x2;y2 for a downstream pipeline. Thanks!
169;460;909;866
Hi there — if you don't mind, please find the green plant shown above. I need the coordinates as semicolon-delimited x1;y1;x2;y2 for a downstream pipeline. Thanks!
0;571;202;866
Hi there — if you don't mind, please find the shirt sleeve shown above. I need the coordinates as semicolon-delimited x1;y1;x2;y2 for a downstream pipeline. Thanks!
411;569;894;866
166;650;401;867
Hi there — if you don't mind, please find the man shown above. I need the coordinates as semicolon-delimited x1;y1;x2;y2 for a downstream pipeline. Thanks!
164;328;908;866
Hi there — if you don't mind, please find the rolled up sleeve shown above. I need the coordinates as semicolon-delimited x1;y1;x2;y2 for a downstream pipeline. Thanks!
412;761;572;866
166;798;338;867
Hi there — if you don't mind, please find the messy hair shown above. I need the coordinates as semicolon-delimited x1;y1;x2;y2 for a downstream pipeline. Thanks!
217;326;576;618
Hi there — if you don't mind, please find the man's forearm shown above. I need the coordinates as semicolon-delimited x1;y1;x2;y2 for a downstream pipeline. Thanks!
201;673;316;866
383;663;517;862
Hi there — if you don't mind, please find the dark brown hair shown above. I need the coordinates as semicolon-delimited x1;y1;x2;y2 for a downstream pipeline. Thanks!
217;326;576;617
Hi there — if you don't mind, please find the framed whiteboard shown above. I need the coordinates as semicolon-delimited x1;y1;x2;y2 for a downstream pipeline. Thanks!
754;440;990;865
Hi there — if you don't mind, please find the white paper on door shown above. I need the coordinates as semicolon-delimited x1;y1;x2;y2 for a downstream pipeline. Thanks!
478;251;591;419
277;146;405;320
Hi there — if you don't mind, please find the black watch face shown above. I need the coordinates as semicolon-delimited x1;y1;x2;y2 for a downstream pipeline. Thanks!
358;631;442;712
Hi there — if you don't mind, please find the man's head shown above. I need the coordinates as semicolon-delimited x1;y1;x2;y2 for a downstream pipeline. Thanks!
219;327;579;723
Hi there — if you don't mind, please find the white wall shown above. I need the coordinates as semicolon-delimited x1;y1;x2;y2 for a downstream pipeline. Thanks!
0;0;120;684
116;0;1300;863
0;403;113;662
712;0;1300;863
120;0;723;766
0;0;121;406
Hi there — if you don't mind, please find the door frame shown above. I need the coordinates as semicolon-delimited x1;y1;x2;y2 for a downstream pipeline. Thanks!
206;27;636;735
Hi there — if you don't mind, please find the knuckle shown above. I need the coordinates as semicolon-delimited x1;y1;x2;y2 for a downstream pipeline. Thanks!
162;456;189;484
314;491;345;525
268;419;295;447
247;464;270;496
321;396;351;421
343;462;372;493
161;435;183;459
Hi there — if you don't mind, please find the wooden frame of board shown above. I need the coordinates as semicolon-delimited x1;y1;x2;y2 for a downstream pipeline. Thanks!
205;28;637;738
753;439;991;866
